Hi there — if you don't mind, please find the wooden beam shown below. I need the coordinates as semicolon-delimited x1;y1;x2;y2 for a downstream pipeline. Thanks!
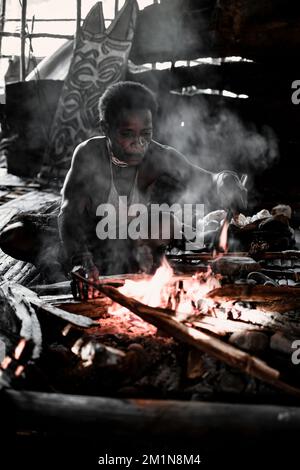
0;31;74;39
114;0;119;17
75;0;81;44
0;0;6;57
20;0;27;81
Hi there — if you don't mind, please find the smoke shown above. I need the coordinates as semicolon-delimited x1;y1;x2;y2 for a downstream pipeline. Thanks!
156;95;279;175
154;93;280;213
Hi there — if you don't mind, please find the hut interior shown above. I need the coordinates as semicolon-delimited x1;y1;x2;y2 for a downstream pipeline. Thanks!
1;0;300;468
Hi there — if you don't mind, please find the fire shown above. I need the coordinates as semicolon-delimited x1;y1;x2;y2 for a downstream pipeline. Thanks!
108;257;222;322
118;257;173;308
218;218;229;252
213;216;230;258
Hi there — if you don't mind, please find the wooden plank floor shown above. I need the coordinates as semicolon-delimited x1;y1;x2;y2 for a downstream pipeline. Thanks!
0;168;60;285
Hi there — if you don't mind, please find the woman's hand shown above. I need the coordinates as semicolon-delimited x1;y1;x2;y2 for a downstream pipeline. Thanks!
71;264;100;300
215;171;248;213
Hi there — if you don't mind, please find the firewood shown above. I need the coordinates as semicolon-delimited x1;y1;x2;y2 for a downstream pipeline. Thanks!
219;306;300;336
3;389;300;443
191;317;266;336
31;298;98;329
206;284;300;313
53;299;111;319
4;282;98;329
0;255;18;275
167;251;300;261
73;273;300;399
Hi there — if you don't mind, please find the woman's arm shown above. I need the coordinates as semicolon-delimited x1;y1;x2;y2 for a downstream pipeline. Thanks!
58;142;100;299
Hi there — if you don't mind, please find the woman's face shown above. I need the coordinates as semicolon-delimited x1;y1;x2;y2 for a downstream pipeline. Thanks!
107;108;153;166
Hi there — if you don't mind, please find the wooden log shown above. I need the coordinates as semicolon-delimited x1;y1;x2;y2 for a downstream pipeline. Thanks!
3;389;300;443
167;251;300;261
206;285;300;313
73;273;300;398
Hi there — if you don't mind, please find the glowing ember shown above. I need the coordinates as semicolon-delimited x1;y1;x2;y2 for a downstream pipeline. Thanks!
14;338;27;360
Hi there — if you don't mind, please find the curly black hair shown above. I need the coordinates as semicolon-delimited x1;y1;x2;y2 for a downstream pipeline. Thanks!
98;81;158;128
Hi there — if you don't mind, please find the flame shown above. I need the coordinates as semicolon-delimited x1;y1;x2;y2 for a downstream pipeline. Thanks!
174;267;221;320
118;257;173;308
108;258;222;323
219;218;229;252
213;217;230;259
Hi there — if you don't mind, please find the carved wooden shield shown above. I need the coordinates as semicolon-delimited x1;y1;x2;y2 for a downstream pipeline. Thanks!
41;0;138;183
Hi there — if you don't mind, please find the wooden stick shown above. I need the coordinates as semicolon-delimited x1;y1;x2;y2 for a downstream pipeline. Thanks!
20;0;27;81
73;273;300;398
0;31;74;39
7;283;98;328
167;251;300;261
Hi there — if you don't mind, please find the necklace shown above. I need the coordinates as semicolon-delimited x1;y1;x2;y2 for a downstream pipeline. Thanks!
106;138;129;168
111;154;129;168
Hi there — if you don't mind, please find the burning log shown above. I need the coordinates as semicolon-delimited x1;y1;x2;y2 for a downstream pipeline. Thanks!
73;273;300;399
191;317;266;336
190;291;300;336
206;284;300;313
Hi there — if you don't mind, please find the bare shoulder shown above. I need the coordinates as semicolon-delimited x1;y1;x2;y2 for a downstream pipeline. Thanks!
63;136;107;191
73;136;106;165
